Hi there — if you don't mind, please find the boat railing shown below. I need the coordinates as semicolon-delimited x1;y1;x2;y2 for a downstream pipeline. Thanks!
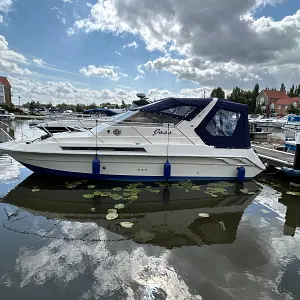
0;120;30;141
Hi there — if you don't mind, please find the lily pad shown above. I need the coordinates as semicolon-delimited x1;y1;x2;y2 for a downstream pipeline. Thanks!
199;213;210;218
114;203;125;210
204;191;218;198
111;194;123;201
120;222;134;228
113;187;122;191
287;191;300;196
146;186;152;189
261;209;269;214
90;207;96;212
129;195;138;201
66;184;77;189
93;191;102;196
83;194;94;199
31;188;40;192
123;192;131;197
107;208;117;214
106;212;118;220
150;189;160;193
87;185;96;189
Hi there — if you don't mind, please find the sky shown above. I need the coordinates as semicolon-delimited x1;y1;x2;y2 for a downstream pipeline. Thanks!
0;0;300;105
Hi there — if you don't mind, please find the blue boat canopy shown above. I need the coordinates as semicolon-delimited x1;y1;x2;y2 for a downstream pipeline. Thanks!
83;108;118;116
140;97;212;121
140;97;250;149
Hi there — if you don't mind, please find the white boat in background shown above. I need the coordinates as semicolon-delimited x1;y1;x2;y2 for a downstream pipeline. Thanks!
31;108;119;134
0;109;15;121
0;97;265;181
30;97;152;134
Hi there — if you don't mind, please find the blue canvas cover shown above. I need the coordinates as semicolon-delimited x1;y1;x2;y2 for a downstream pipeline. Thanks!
195;100;251;149
140;97;212;121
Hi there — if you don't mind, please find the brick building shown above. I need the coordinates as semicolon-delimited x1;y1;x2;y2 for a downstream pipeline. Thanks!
256;90;299;115
0;76;12;106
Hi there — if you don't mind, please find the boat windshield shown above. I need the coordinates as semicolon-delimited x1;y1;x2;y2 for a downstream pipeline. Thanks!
91;111;137;133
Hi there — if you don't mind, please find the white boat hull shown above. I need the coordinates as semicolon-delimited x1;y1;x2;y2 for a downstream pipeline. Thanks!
2;147;263;181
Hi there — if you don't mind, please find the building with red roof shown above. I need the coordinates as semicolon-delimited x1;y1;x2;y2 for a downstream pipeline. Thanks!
275;97;300;115
255;89;298;115
0;76;12;106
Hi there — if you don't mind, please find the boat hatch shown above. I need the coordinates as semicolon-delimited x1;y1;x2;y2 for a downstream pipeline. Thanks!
60;146;146;152
195;100;250;149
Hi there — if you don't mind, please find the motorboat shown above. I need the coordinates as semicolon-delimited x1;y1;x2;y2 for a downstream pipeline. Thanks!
0;109;15;121
30;108;119;134
0;97;265;181
31;99;152;134
272;116;288;128
282;115;300;131
255;117;277;128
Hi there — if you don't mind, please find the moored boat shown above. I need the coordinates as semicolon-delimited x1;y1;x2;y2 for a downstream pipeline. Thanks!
0;97;265;181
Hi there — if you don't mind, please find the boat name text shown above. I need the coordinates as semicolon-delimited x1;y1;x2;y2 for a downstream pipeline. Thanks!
153;129;172;136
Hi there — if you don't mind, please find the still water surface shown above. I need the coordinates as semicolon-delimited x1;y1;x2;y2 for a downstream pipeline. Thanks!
0;121;300;299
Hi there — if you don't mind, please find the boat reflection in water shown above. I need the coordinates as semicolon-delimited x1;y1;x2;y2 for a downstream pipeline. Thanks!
3;175;260;248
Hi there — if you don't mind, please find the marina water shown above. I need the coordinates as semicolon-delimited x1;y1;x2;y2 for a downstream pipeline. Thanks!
0;120;300;300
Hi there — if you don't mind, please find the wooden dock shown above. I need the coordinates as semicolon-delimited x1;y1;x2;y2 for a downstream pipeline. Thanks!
252;145;294;168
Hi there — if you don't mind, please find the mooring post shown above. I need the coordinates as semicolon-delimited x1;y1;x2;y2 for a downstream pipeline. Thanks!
293;133;300;171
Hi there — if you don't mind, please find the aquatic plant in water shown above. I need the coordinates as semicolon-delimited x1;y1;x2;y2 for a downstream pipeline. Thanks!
114;203;125;210
87;185;96;189
82;194;94;199
287;191;300;196
31;187;40;192
240;188;256;195
106;212;118;220
120;222;134;228
107;208;117;214
113;187;122;191
199;213;210;218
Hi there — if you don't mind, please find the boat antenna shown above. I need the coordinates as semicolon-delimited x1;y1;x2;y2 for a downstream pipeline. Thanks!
148;85;166;100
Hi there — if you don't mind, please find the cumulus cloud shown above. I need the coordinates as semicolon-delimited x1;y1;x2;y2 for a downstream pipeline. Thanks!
134;76;143;81
0;0;13;13
0;35;31;75
79;65;127;81
69;0;300;63
123;41;139;49
143;56;262;88
62;0;72;3
9;76;214;105
32;58;46;66
115;51;122;56
0;15;3;23
68;0;300;89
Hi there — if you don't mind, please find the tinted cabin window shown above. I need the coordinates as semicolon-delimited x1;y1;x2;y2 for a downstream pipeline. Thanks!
124;111;180;124
206;110;241;137
161;106;197;118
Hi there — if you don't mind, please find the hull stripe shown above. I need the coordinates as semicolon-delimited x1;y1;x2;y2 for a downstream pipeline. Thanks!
21;162;249;182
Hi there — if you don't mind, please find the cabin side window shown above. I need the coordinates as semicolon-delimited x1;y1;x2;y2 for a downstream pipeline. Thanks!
124;111;181;124
161;106;198;119
205;110;241;136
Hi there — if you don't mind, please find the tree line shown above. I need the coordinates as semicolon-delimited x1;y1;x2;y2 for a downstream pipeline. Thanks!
210;83;300;114
21;100;129;112
210;84;259;114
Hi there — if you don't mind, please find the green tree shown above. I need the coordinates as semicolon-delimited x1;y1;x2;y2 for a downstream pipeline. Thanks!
210;87;225;99
289;84;295;97
280;83;286;92
286;103;300;114
250;83;259;114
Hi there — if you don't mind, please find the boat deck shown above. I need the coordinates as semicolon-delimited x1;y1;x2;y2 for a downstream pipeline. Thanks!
252;145;294;168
